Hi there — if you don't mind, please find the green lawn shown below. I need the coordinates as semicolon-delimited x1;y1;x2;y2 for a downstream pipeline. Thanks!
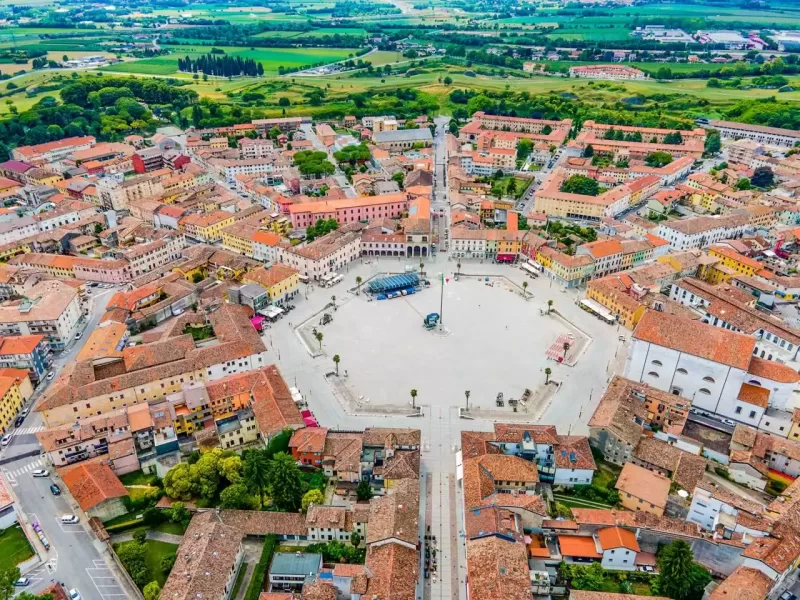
119;470;160;487
0;525;34;571
104;47;361;77
553;494;614;509
114;540;179;588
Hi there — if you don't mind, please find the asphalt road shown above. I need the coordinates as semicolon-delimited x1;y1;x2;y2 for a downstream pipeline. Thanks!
1;284;133;600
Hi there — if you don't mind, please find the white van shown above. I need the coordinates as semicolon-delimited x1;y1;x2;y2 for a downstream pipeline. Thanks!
61;515;79;524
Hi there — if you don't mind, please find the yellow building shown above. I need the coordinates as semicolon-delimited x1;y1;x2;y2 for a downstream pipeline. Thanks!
27;168;63;186
616;462;670;517
536;246;594;288
243;264;300;304
179;211;236;243
221;227;255;257
586;277;647;329
0;376;23;434
708;246;761;279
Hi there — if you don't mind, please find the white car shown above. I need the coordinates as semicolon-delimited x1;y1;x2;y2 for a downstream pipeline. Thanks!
46;371;55;381
31;469;50;477
69;589;81;600
20;408;28;417
61;515;79;524
74;332;83;340
0;435;11;446
14;578;29;587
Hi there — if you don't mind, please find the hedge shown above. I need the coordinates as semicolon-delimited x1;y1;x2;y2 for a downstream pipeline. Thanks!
244;534;277;600
105;519;145;533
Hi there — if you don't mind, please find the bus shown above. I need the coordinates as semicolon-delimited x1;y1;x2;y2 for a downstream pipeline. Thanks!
298;274;310;284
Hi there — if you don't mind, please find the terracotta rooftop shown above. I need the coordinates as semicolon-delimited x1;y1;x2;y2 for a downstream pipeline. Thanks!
707;566;773;600
616;462;670;509
632;310;755;370
59;461;128;512
160;511;244;600
466;536;531;600
597;526;640;552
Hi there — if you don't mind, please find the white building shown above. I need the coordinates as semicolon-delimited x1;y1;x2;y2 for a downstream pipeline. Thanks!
598;527;640;571
119;234;187;277
709;120;800;149
626;310;800;427
276;230;360;281
669;278;800;365
209;158;290;186
686;481;768;541
0;216;38;246
655;214;749;250
0;280;83;351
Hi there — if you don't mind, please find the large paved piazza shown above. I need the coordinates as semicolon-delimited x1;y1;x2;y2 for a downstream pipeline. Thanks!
274;253;627;431
319;273;577;411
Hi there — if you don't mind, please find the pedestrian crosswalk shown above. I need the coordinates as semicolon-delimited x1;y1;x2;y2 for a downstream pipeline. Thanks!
12;426;44;437
6;459;43;477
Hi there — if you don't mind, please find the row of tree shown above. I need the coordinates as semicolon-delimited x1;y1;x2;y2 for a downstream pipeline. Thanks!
178;54;264;78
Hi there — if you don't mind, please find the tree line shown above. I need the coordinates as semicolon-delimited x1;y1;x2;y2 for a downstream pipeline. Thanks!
178;54;264;78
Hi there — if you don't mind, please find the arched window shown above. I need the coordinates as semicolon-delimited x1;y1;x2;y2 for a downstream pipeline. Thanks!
647;372;660;378
651;360;663;366
698;388;711;395
748;380;762;386
702;376;715;383
676;368;688;375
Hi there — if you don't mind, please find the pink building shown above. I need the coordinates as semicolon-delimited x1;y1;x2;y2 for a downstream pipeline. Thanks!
288;192;411;228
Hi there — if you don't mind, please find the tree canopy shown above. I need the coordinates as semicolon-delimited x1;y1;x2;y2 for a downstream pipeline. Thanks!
560;174;601;196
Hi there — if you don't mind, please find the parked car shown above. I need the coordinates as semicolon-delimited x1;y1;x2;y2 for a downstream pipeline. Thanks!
21;408;28;417
780;592;797;600
74;332;83;340
14;578;29;587
1;435;11;446
69;589;81;600
31;469;49;477
46;371;55;381
61;515;79;524
50;484;61;496
14;417;23;428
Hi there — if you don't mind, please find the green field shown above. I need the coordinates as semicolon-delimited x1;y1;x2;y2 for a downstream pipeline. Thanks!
103;46;360;76
0;525;34;571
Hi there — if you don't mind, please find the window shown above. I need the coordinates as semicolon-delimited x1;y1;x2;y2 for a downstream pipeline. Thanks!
735;407;742;414
698;388;711;395
750;411;757;419
702;376;715;383
651;360;663;366
647;371;659;378
676;368;688;375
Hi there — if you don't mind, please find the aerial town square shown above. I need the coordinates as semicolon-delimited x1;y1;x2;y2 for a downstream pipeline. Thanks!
4;2;800;600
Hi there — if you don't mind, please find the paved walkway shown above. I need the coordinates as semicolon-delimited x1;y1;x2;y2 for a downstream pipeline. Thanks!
109;530;184;544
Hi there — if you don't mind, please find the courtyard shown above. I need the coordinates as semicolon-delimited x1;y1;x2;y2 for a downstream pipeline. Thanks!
309;266;587;413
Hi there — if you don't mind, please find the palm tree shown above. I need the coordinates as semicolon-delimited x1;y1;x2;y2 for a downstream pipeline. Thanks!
563;341;570;359
315;331;323;351
522;281;528;298
410;388;418;410
464;390;470;411
419;261;425;274
544;367;552;384
331;295;336;309
333;354;340;376
456;262;461;276
547;299;553;314
355;276;362;295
